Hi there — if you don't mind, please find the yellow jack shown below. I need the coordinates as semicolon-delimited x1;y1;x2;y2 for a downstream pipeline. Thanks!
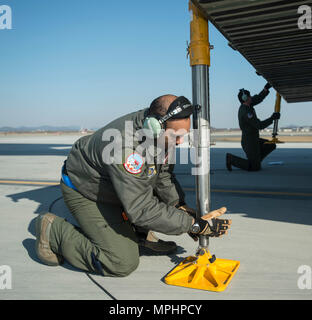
265;92;284;144
164;2;240;293
165;248;240;292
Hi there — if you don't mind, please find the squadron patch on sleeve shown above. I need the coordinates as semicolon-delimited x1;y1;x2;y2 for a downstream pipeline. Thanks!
123;153;144;174
147;166;156;178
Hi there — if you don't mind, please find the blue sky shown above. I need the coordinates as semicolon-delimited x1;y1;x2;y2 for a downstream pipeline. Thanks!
1;0;311;129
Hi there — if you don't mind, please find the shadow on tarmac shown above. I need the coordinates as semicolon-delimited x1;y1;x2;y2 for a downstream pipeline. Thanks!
7;185;83;273
0;144;72;156
7;185;188;273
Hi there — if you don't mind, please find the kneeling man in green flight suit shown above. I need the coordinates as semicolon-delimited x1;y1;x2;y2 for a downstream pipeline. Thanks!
35;94;231;277
226;83;280;171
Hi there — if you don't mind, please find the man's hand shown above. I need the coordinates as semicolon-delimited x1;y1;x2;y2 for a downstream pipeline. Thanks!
264;82;272;90
271;112;280;120
200;207;232;237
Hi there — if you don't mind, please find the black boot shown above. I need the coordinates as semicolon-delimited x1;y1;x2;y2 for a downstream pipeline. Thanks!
137;230;177;255
226;153;232;171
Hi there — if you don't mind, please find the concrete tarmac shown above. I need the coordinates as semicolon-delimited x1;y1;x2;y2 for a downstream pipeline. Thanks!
0;135;311;300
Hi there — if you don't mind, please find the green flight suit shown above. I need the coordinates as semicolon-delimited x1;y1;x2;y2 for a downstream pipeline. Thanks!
230;89;276;171
49;108;193;276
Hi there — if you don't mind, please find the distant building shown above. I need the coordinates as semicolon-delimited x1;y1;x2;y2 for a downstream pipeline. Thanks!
300;127;311;132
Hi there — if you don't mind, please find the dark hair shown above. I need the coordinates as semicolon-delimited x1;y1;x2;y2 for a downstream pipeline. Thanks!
149;95;174;117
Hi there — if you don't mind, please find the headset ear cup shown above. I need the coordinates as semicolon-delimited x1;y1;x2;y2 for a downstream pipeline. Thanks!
143;117;163;138
240;89;248;102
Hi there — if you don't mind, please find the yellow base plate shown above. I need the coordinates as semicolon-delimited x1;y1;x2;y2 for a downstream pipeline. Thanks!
265;138;284;144
164;250;240;292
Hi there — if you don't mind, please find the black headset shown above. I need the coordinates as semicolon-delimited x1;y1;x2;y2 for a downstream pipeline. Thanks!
143;96;193;138
239;88;250;102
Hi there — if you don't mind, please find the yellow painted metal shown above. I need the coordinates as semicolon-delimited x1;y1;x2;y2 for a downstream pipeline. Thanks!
265;136;284;144
0;180;59;186
188;1;210;66
274;92;282;113
265;92;284;144
164;249;240;292
164;1;240;293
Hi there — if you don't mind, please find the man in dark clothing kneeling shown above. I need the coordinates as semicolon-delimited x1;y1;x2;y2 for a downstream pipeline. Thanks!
226;83;280;172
